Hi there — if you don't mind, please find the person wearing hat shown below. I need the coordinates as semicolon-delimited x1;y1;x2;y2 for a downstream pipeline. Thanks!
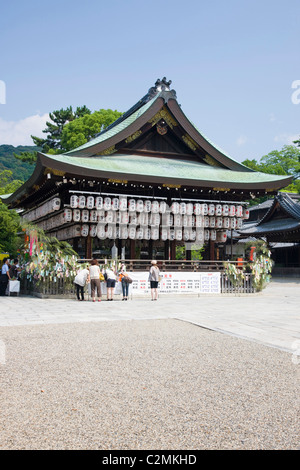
148;260;160;300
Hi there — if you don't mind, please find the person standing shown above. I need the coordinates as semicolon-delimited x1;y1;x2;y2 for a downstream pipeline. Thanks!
74;264;90;301
105;266;117;301
89;259;102;302
118;263;129;301
0;258;11;296
149;260;160;301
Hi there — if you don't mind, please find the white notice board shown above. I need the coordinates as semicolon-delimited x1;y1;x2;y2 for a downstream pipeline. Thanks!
125;271;220;295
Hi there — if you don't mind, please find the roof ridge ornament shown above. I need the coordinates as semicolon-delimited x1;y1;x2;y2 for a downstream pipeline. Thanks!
148;77;177;100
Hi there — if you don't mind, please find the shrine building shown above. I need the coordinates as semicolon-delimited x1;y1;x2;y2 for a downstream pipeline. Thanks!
2;78;293;262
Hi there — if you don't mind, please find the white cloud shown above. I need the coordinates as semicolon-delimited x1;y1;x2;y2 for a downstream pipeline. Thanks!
274;133;298;145
236;135;247;146
0;113;49;146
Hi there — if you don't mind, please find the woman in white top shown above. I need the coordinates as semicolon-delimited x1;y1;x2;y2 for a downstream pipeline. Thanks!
89;259;102;302
74;265;90;301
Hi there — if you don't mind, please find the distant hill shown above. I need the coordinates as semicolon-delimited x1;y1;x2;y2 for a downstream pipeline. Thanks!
0;144;40;181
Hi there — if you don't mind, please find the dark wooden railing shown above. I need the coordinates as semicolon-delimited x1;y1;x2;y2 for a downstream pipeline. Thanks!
78;258;247;272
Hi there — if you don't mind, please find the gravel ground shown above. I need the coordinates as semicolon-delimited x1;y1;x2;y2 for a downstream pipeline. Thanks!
0;318;299;450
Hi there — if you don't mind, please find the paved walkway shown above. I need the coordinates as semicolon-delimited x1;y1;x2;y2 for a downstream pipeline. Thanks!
0;278;299;353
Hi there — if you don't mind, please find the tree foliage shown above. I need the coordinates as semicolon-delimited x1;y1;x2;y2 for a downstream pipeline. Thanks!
13;105;122;164
60;109;123;151
242;145;300;193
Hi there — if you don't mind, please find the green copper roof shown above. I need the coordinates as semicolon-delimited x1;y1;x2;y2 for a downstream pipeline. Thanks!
65;94;161;155
44;153;291;187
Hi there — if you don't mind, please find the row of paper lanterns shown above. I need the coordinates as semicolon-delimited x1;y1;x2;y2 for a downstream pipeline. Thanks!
23;197;61;222
70;195;249;218
62;208;244;229
54;223;228;243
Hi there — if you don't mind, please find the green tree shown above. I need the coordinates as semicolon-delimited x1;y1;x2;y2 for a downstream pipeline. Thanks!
60;109;123;151
0;169;23;195
0;201;22;256
13;106;122;163
242;145;300;193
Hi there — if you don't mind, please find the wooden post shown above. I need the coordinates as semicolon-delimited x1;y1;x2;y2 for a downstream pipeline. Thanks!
86;235;92;259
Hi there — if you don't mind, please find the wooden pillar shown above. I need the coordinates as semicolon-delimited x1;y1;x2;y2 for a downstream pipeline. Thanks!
170;240;176;260
86;235;92;260
130;239;136;259
209;240;215;261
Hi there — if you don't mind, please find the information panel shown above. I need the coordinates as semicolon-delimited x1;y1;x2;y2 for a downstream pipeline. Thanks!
124;271;220;295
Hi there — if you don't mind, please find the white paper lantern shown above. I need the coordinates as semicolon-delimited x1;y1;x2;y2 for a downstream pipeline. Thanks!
196;229;204;242
144;200;152;212
210;229;217;241
106;225;113;239
182;215;188;227
129;212;137;225
104;197;111;211
143;227;150;240
90;225;97;237
73;209;81;222
204;229;210;241
119;197;127;211
243;208;250;219
97;224;106;239
217;231;227;243
81;224;89;237
136;200;144;212
222;204;229;216
138;212;148;225
186;203;193;215
187;215;195;227
223;217;230;229
78;195;86;209
81;209;89;223
90;210;98;222
195;216;203;228
183;229;190;241
194;203;201;215
98;209;105;222
151;200;159;213
63;208;72;223
230;218;237;229
204;216;210;228
128;225;136;239
161;227;168;241
236;205;243;217
169;229;175;241
174;214;182;227
202;203;208;215
216;217;223;228
215;204;222;216
150;213;160;226
229;205;236;217
112;197;119;211
86;196;94;209
120;226;128;239
179;202;186;214
175;228;182;240
159;201;167;213
52;198;61;211
136;227;143;239
208;204;215;216
95;196;103;209
209;217;216;228
128;199;136;212
121;211;129;224
171;201;180;214
70;195;79;208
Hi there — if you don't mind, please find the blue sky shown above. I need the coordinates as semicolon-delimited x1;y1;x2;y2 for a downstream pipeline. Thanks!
0;0;299;162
